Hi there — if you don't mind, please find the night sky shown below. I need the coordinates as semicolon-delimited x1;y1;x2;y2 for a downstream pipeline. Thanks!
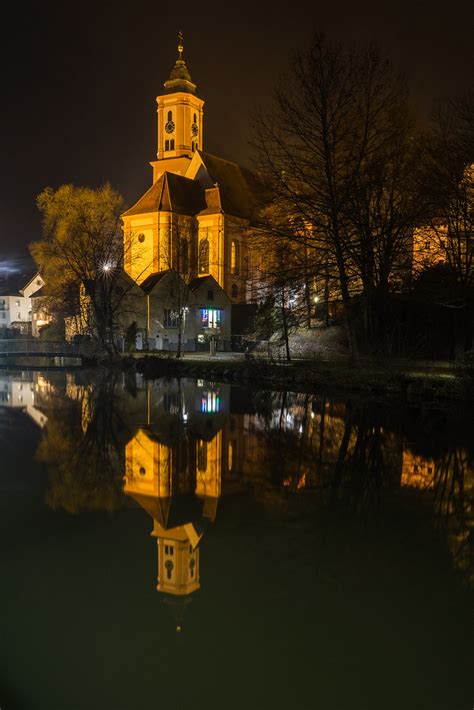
0;0;472;272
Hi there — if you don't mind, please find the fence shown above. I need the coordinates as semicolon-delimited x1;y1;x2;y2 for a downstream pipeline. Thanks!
0;340;88;357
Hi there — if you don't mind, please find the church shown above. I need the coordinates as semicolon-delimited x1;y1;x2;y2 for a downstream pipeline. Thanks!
122;33;265;304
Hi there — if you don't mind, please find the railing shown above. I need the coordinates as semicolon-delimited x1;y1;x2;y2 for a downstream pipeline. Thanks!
0;340;88;357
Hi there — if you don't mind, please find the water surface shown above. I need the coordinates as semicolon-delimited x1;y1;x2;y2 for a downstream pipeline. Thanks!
0;370;472;710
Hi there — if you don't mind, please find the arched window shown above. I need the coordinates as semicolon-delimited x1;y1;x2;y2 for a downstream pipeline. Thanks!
170;139;175;150
167;110;172;122
199;239;209;273
165;139;170;151
165;559;174;580
180;239;189;274
231;240;240;275
192;141;195;152
193;113;197;123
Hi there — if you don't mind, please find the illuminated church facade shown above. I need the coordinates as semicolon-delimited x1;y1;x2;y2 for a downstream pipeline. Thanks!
122;33;264;304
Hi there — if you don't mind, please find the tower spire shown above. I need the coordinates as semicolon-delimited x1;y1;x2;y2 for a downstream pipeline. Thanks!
164;30;196;95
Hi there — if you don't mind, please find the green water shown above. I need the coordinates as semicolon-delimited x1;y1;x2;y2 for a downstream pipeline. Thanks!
0;370;472;710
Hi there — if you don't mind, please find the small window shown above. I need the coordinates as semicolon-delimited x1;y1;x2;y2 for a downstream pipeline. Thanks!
138;233;145;243
139;466;146;476
207;289;214;300
167;110;172;122
169;546;174;556
165;139;170;151
170;139;175;150
201;308;221;329
165;545;169;555
193;113;197;123
164;309;178;328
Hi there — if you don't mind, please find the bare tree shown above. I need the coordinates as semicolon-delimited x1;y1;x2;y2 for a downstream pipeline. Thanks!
253;33;416;357
422;94;474;293
159;215;197;358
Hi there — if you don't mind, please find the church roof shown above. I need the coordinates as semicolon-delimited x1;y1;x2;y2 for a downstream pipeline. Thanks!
122;172;207;217
196;151;268;221
123;156;268;222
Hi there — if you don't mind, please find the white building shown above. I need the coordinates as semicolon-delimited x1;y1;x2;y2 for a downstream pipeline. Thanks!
0;372;48;428
0;272;45;335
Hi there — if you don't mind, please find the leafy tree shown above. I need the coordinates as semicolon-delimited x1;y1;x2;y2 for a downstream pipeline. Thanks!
31;184;145;354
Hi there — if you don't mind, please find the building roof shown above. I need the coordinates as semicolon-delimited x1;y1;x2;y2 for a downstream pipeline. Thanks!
122;172;206;218
188;275;215;292
188;274;232;302
196;151;268;221
140;270;173;293
162;33;196;95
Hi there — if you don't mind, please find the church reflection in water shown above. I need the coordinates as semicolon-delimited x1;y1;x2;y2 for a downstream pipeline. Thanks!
3;369;471;593
123;379;227;620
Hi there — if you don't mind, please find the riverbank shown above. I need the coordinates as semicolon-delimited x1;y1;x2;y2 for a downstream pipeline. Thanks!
130;353;473;403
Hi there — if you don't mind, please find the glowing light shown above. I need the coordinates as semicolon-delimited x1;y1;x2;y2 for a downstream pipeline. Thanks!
314;295;319;303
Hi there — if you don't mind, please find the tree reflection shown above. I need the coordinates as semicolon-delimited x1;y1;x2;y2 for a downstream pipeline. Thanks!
433;448;474;586
20;369;473;588
35;370;132;513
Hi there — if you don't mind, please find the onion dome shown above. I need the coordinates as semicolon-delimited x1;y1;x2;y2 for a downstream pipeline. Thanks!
164;31;197;95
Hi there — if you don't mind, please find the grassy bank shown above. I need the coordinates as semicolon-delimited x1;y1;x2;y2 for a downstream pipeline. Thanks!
131;354;473;402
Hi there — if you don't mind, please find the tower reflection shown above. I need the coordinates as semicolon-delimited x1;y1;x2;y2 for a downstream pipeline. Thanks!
123;379;226;624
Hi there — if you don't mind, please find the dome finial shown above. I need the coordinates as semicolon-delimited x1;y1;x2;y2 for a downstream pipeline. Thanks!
178;30;184;60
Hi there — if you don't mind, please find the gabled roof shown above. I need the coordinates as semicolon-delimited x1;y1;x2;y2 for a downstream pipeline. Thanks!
20;271;44;297
188;274;232;302
140;270;173;294
188;275;215;292
122;171;206;218
194;151;267;220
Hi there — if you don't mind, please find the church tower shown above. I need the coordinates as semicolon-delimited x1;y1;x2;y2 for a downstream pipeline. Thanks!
156;32;204;164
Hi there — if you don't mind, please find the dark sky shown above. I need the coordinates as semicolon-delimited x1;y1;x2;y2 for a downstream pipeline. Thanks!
0;0;472;271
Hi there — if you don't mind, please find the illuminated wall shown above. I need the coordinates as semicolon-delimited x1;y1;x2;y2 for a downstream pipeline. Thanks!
124;429;173;499
401;449;435;490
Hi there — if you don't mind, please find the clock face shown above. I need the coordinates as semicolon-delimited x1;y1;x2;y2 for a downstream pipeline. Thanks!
191;122;199;136
165;120;175;134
